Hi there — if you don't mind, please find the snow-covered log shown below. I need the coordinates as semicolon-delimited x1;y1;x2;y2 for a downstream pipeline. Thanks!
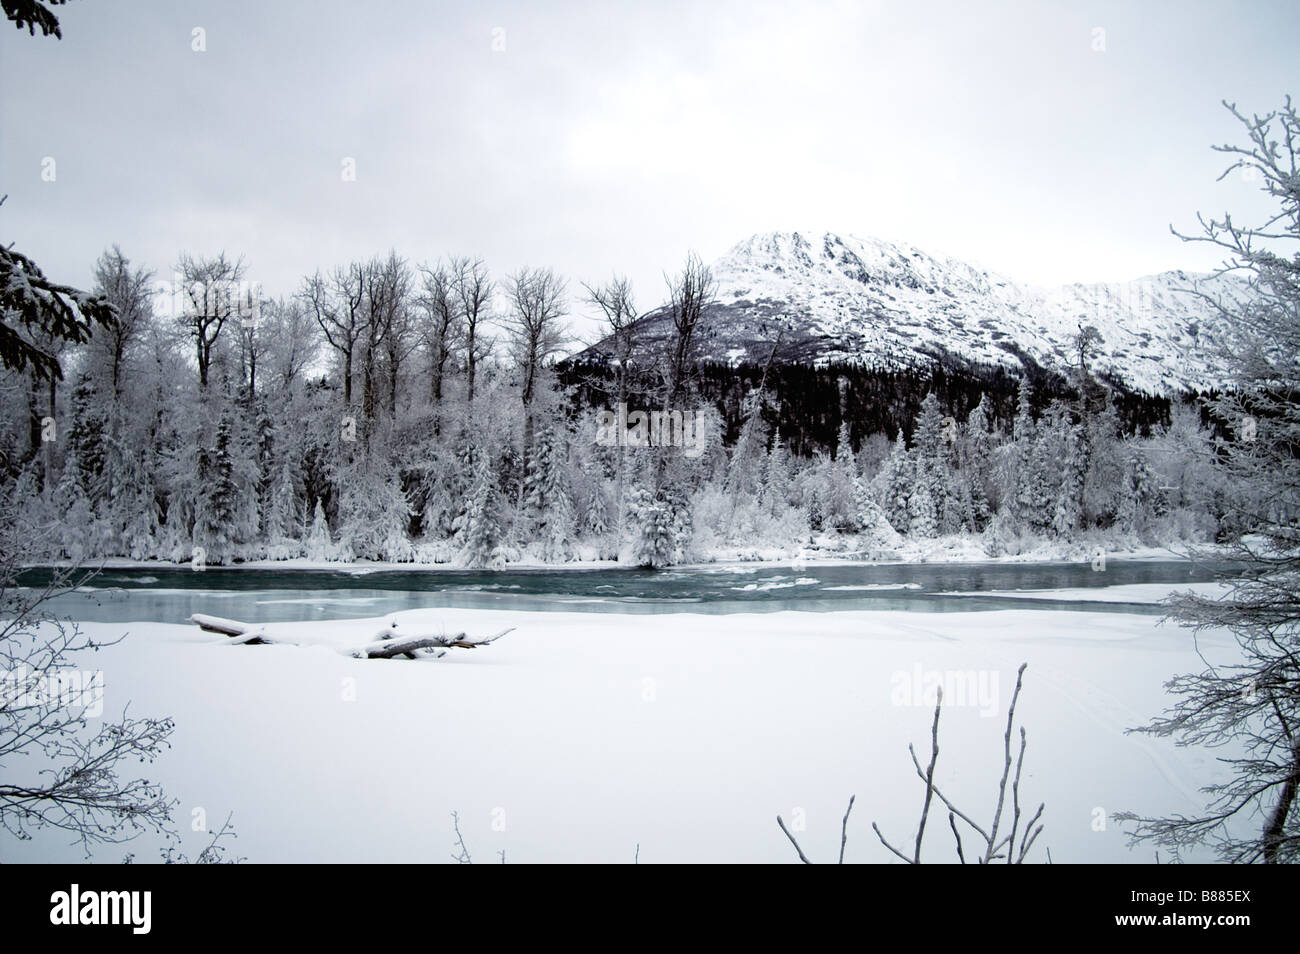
189;614;270;644
358;635;455;660
358;621;515;659
187;614;513;660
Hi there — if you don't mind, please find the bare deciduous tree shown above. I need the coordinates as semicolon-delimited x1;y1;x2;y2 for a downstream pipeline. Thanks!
417;262;463;406
261;296;320;393
378;259;419;425
358;251;410;446
584;275;639;535
176;251;245;391
1118;97;1300;864
662;251;715;413
583;274;639;404
650;252;715;494
301;262;366;406
0;498;175;856
90;244;151;401
505;266;568;453
452;257;493;404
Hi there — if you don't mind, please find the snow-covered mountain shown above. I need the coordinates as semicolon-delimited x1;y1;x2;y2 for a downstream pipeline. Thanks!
592;230;1253;393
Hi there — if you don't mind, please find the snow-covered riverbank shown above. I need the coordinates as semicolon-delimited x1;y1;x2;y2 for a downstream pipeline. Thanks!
27;540;1214;575
2;591;1240;864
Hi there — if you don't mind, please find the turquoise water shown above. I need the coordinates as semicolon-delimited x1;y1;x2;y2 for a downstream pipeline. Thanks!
15;560;1221;624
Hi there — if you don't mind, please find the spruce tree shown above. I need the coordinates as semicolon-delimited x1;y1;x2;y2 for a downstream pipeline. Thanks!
907;476;937;538
585;483;609;536
853;477;898;548
913;394;959;535
67;373;107;502
825;420;860;530
524;423;574;559
304;499;334;561
759;434;790;515
879;432;913;534
264;462;300;544
1052;421;1085;537
119;453;160;560
962;396;995;531
458;455;505;568
1011;382;1040;530
53;461;93;562
628;486;678;568
194;417;239;564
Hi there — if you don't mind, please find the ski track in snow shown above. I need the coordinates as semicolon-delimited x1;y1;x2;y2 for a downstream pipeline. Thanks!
871;603;1205;809
937;619;1207;810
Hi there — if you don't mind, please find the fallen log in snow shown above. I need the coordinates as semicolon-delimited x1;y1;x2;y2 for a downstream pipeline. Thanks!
189;614;270;644
357;619;515;659
187;614;514;660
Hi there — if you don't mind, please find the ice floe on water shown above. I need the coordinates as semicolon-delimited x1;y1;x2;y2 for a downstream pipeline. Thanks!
731;577;821;591
822;583;923;591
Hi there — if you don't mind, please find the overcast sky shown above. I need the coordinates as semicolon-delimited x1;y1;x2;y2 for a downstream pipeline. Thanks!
2;0;1296;337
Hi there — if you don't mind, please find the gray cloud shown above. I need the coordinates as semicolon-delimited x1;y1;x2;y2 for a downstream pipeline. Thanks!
2;0;1296;338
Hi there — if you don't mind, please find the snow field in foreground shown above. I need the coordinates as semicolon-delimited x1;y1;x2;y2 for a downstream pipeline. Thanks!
3;605;1237;863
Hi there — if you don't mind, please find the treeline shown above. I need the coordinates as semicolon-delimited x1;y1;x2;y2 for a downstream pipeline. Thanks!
561;356;1179;455
0;244;1240;568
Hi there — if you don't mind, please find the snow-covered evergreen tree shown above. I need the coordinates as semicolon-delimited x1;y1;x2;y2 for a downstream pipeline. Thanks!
54;462;94;562
627;486;679;567
821;420;861;530
304;499;334;561
118;453;161;560
1053;419;1085;536
758;434;790;515
542;491;574;562
960;396;995;530
584;483;609;536
724;388;767;500
877;432;913;534
913;394;963;535
264;461;301;549
1010;382;1037;529
1010;387;1058;533
853;477;900;548
524;423;574;557
193;416;241;564
1081;400;1126;528
253;404;276;534
67;373;107;503
1120;451;1159;540
419;459;461;540
907;475;937;538
458;455;505;568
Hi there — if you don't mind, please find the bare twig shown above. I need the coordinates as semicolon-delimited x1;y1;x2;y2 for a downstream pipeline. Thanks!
871;821;914;863
839;795;855;864
984;663;1027;863
949;811;966;864
913;687;943;862
776;814;813;864
451;811;472;864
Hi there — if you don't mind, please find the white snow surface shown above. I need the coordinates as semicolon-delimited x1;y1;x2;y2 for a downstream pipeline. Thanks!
2;589;1242;864
953;582;1231;604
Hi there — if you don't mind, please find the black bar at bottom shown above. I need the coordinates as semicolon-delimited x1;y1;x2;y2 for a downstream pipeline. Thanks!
0;863;1279;941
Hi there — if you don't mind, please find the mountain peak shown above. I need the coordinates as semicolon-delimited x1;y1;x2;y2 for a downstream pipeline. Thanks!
650;229;1248;392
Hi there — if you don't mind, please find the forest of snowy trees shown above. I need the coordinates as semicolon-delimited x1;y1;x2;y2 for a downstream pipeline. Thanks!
0;244;1238;569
